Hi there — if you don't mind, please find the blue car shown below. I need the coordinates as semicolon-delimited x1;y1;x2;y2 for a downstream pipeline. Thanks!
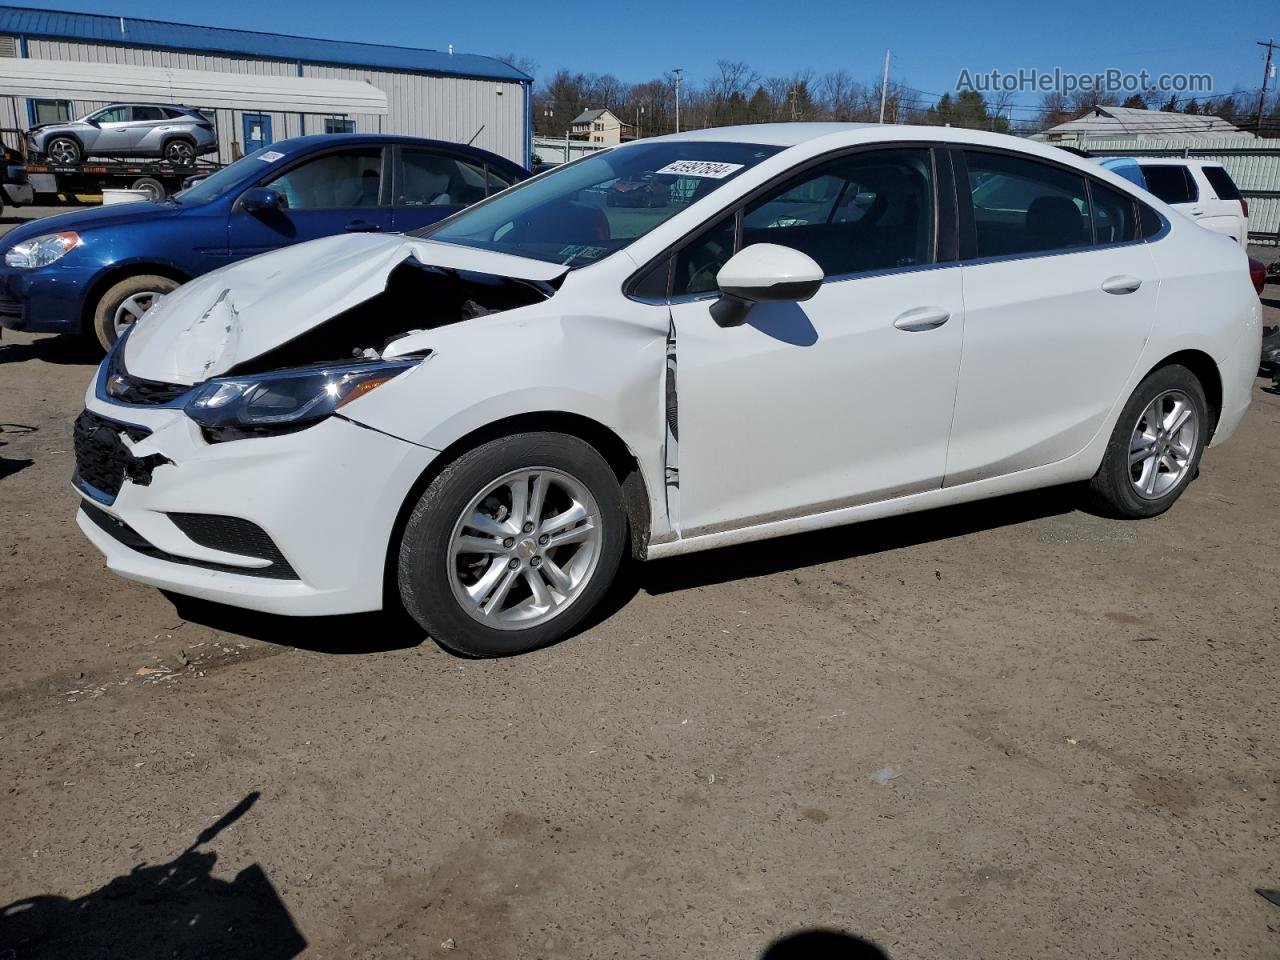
0;134;528;349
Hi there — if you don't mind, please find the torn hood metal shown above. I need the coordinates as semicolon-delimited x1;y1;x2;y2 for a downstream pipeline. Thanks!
122;233;570;385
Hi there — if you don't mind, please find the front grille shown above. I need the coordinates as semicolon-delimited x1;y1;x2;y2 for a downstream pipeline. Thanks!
80;501;300;581
104;348;190;405
168;513;298;578
72;410;154;502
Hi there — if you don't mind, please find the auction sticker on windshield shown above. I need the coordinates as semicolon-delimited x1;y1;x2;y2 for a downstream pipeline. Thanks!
655;160;744;179
258;150;285;163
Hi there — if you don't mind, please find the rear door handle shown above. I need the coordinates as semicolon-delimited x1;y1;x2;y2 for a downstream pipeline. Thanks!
893;306;950;332
344;220;382;233
1101;275;1142;295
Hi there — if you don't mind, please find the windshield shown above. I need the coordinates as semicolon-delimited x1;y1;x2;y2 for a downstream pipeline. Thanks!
416;141;782;268
173;145;280;205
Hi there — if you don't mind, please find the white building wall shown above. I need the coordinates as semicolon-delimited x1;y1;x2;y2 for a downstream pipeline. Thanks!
0;37;527;164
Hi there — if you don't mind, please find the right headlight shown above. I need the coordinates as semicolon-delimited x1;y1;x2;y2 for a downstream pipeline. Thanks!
5;231;80;269
184;358;421;442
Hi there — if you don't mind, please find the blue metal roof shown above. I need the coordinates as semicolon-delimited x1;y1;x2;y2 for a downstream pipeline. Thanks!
0;5;531;83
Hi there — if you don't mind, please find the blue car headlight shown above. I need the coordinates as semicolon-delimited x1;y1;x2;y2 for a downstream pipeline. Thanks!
184;358;420;441
5;230;81;268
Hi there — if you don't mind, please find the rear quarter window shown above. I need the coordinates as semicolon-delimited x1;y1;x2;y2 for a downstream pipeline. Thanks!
1200;166;1242;201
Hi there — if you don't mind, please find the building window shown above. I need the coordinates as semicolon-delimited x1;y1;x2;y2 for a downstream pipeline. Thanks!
324;117;356;134
32;99;70;124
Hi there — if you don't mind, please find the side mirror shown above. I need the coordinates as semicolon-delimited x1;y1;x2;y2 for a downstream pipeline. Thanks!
240;187;284;214
711;243;824;328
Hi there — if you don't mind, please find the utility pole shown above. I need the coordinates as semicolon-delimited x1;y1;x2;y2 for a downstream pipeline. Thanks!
1258;39;1276;135
673;68;683;133
878;49;891;124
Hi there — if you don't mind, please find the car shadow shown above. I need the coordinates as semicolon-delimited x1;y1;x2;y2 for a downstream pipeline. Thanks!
166;486;1080;658
633;484;1079;597
759;929;890;959
163;592;428;655
0;334;100;365
0;792;307;960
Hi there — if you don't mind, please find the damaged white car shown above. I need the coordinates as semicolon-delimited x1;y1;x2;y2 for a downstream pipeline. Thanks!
74;124;1262;656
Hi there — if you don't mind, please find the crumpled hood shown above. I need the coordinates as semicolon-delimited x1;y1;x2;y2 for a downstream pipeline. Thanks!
123;233;569;385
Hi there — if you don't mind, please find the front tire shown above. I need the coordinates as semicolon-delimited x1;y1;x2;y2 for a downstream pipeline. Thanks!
1086;364;1209;518
398;432;626;657
46;136;81;164
90;274;180;352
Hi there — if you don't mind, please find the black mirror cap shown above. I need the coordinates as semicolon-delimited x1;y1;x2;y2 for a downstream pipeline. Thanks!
720;277;822;305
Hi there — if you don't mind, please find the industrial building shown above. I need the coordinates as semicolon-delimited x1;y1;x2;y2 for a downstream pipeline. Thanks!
0;5;532;165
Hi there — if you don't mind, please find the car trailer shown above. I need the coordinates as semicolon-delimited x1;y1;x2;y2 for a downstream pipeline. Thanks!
22;157;218;201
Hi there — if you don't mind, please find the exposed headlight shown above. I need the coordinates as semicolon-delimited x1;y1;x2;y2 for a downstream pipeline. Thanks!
184;359;420;442
5;231;80;268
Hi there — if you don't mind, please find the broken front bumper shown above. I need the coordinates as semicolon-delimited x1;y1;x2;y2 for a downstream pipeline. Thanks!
76;384;438;616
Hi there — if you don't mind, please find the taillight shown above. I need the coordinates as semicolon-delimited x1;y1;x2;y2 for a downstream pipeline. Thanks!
1240;198;1249;219
1248;256;1266;295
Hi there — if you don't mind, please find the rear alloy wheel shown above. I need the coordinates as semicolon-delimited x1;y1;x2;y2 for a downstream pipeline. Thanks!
398;433;626;657
163;139;196;165
90;274;180;351
46;136;81;164
1086;364;1209;518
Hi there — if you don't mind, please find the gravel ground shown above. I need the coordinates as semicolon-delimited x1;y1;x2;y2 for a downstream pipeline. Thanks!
0;209;1278;959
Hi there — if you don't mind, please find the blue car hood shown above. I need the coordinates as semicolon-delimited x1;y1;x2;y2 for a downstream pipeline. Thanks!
3;199;185;245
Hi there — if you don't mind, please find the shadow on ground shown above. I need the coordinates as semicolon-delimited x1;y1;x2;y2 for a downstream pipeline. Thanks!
760;928;890;958
0;334;100;366
164;486;1081;657
164;593;427;655
0;792;306;960
636;484;1079;596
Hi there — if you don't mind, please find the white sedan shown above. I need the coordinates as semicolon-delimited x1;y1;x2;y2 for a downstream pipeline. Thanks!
74;124;1262;656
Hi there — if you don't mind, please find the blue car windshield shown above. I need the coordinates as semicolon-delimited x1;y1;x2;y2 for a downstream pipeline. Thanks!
416;141;782;268
173;145;279;205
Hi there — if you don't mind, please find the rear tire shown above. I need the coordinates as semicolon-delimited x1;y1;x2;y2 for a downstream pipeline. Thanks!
163;138;196;166
1086;364;1208;518
90;274;180;352
397;432;626;657
130;176;166;201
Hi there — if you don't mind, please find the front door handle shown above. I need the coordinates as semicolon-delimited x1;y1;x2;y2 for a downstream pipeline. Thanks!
344;220;382;233
1189;207;1204;217
893;306;951;332
1101;275;1142;295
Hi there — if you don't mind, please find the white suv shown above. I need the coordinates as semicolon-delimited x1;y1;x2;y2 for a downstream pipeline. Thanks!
1100;157;1248;243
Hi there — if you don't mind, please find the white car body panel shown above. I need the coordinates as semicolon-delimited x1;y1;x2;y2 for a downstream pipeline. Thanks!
76;124;1261;614
670;263;964;537
946;241;1160;485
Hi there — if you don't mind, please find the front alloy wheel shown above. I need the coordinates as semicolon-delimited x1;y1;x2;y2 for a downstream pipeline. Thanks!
398;433;626;656
448;467;602;629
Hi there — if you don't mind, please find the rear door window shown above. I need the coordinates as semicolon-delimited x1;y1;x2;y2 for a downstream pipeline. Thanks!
131;106;166;122
1201;166;1242;201
964;150;1091;257
1138;165;1197;204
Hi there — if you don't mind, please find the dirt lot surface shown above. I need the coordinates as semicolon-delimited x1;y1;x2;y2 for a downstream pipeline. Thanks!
1;210;1278;958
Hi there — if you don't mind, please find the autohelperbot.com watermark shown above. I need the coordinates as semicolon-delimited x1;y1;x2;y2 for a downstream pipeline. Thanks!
956;68;1213;96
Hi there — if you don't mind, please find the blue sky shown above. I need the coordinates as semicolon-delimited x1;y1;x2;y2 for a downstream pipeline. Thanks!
20;0;1276;113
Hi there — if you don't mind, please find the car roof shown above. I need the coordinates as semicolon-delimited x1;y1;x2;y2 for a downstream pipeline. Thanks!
1103;156;1223;170
258;133;527;170
634;123;1106;170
